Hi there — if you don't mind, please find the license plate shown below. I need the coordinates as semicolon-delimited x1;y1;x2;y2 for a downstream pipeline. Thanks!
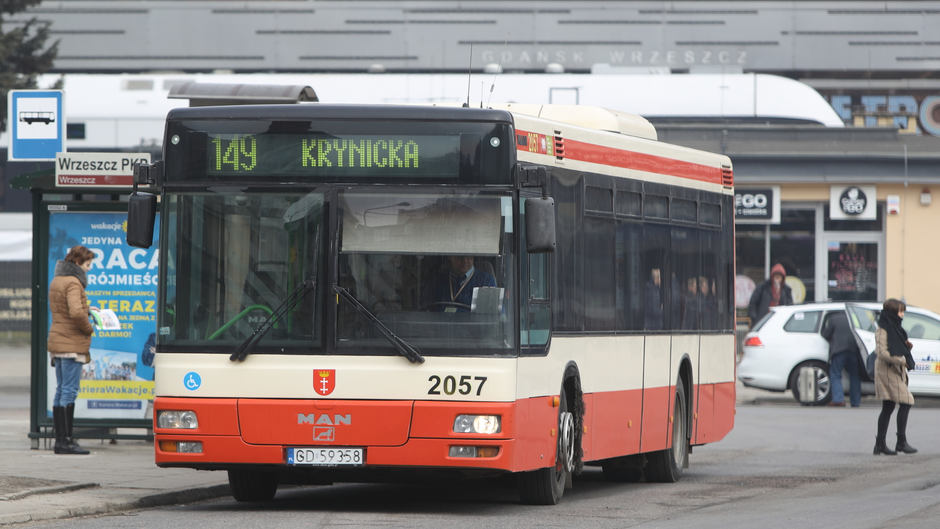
287;447;364;466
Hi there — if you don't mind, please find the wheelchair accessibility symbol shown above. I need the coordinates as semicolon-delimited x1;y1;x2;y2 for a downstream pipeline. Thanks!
184;372;201;391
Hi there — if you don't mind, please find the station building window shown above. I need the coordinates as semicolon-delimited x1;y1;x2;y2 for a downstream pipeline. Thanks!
735;201;884;314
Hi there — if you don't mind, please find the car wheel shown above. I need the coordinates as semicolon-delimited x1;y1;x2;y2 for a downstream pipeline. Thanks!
788;361;832;405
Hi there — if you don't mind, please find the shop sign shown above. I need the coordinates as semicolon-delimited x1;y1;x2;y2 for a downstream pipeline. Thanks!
734;186;780;224
830;185;876;220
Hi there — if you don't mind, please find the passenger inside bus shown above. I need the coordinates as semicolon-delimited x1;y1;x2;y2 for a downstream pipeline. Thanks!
419;255;497;312
682;277;699;330
644;268;663;330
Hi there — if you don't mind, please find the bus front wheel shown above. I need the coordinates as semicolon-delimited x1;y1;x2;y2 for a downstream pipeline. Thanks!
517;387;574;505
228;469;278;502
644;377;688;483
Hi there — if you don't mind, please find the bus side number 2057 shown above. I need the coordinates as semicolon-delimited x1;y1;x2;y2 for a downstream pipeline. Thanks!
428;375;487;396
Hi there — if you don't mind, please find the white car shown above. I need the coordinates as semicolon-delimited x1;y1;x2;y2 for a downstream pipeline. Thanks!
737;302;940;405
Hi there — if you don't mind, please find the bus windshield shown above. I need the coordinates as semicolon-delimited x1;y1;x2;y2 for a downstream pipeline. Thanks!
159;189;326;352
337;190;515;353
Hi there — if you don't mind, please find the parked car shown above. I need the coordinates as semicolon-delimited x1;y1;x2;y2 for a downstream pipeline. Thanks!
737;302;940;405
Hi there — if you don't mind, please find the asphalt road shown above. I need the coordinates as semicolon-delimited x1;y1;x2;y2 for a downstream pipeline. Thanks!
25;400;940;529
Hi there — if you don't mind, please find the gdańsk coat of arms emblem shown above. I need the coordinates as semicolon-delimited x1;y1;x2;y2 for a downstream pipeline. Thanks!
314;369;335;396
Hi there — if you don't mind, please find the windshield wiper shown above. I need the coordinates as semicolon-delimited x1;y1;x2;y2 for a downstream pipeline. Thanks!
230;278;317;362
231;227;319;362
333;284;425;364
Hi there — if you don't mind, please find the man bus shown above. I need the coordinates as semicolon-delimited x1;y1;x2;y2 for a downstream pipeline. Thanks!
127;102;735;505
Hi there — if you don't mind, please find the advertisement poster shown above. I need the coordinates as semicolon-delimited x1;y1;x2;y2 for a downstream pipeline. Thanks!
46;211;159;420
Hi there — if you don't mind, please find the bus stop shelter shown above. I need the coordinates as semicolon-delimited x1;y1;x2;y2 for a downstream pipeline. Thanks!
11;83;315;448
12;164;159;448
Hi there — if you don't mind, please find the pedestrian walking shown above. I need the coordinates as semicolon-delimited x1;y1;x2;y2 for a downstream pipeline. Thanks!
873;298;918;456
48;245;97;455
747;263;792;328
822;311;861;407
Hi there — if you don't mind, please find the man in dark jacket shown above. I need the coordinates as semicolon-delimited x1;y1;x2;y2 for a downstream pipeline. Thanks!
747;263;792;327
822;311;861;407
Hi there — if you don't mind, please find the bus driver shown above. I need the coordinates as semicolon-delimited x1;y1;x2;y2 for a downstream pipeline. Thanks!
420;256;496;312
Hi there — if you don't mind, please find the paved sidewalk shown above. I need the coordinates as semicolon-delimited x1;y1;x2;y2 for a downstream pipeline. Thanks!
0;345;229;525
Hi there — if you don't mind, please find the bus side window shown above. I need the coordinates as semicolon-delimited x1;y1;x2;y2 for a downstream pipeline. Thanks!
644;224;671;330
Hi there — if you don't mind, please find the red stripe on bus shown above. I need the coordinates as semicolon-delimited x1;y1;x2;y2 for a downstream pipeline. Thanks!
713;381;736;439
640;385;672;453
515;129;724;185
587;389;642;461
694;383;715;445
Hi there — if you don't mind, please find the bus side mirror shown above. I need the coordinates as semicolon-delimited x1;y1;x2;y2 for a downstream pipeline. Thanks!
127;192;157;248
525;197;556;253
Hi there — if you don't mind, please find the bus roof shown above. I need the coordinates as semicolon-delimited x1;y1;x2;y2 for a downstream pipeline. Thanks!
166;104;514;124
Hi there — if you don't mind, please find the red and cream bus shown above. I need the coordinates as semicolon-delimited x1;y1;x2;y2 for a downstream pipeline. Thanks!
127;101;735;505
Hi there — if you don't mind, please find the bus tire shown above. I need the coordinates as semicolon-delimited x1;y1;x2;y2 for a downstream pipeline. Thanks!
516;387;574;505
644;377;688;483
228;469;278;502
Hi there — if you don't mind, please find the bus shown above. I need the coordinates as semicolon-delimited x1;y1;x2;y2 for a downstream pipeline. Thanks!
127;101;736;505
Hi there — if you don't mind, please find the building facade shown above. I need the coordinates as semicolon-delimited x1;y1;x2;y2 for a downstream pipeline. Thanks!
5;0;940;312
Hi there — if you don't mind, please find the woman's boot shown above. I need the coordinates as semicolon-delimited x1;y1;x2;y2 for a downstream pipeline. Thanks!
64;403;90;455
873;436;897;455
52;406;66;454
896;434;918;454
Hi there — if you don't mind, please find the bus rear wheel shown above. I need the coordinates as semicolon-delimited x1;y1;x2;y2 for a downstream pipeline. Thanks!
644;378;688;483
517;387;574;505
228;469;278;502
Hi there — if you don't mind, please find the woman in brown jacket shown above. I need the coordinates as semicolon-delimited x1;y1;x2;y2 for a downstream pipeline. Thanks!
873;298;917;456
48;246;97;455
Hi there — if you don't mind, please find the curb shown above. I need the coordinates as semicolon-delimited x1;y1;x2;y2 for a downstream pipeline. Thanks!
0;483;231;526
0;482;99;503
137;483;231;508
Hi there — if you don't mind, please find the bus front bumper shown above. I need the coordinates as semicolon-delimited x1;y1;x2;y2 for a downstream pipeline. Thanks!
152;397;559;473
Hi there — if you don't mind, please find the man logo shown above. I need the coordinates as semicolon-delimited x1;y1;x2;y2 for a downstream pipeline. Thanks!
298;413;352;425
313;427;335;441
314;369;335;396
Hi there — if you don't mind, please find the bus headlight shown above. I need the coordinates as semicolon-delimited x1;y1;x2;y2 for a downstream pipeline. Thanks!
453;415;501;434
157;410;199;429
449;446;499;458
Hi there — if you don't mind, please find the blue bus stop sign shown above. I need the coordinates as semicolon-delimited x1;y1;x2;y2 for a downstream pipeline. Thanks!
7;90;65;161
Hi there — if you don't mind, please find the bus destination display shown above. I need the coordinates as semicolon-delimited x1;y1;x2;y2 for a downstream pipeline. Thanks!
207;134;461;178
